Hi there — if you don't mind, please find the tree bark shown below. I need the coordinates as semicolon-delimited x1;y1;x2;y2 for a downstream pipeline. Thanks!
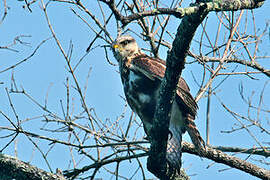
0;153;65;180
147;0;265;179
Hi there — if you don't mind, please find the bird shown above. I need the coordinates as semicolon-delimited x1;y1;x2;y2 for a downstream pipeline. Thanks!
112;35;204;172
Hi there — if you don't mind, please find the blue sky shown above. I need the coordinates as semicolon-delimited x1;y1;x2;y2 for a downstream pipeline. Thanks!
0;0;270;179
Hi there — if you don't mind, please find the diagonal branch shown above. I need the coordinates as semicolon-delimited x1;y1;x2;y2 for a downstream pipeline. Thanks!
0;153;65;180
147;4;209;179
148;0;265;179
182;142;270;180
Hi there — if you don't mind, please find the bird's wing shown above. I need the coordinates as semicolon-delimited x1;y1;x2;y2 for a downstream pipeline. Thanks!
130;53;198;116
176;78;198;117
131;53;205;151
130;54;166;80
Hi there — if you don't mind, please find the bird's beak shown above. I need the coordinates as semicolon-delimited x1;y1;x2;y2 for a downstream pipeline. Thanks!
113;44;119;49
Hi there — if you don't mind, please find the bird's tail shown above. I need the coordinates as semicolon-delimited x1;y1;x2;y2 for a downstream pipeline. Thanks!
166;125;183;172
186;114;205;153
165;115;205;172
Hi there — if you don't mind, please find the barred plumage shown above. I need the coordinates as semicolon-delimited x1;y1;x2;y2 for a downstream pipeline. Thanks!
112;35;204;171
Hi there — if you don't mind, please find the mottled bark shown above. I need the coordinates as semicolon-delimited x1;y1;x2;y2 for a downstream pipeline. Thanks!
182;142;270;180
0;153;65;180
147;5;209;180
147;0;265;179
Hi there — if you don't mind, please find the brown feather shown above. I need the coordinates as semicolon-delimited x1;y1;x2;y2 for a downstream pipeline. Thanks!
131;53;198;116
131;53;205;151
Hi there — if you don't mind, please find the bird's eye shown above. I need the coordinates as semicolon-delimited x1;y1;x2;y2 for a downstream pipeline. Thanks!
120;40;129;46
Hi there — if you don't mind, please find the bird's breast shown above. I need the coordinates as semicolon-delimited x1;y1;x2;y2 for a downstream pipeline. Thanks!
120;66;186;136
121;69;160;125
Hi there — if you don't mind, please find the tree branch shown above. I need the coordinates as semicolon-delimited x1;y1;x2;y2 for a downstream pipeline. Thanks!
189;52;270;78
63;152;147;178
147;4;209;179
100;0;264;26
0;153;65;180
213;145;270;158
147;0;265;179
182;142;270;180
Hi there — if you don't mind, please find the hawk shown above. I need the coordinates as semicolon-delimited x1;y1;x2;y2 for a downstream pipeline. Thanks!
112;35;204;171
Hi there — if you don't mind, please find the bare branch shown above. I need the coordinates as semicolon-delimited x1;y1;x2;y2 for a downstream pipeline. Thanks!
182;142;270;180
63;152;147;178
100;0;265;26
147;4;208;179
0;37;51;74
0;153;66;180
212;146;270;158
189;52;270;78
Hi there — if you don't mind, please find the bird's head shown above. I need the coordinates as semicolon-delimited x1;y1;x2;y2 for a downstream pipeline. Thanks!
112;35;139;62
